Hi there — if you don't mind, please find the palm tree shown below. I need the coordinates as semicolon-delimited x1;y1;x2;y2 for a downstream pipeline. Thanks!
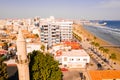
109;53;117;66
93;36;96;41
94;42;100;52
102;48;106;54
104;48;109;60
95;43;100;47
90;41;95;49
99;46;104;56
101;47;108;59
99;46;104;53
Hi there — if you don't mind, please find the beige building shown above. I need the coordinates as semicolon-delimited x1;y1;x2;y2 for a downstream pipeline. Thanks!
56;21;73;41
61;49;90;68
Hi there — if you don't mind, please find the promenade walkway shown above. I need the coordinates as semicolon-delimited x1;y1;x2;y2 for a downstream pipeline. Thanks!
72;30;120;80
73;30;120;70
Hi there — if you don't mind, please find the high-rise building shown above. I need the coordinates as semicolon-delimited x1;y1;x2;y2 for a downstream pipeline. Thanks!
15;29;30;80
40;22;60;48
56;21;73;41
40;17;73;48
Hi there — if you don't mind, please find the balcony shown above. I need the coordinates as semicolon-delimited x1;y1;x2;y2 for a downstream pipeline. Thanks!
15;57;29;64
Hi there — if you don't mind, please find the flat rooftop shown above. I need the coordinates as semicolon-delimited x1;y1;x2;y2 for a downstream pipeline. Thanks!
62;49;89;57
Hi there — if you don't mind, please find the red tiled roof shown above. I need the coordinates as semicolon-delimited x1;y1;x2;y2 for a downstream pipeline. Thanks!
0;49;8;55
63;41;82;49
56;50;62;56
89;70;120;80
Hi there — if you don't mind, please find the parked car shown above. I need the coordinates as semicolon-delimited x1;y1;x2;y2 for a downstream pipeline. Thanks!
60;68;68;71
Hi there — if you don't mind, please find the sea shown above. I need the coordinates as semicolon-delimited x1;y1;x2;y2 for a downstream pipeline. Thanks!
83;20;120;45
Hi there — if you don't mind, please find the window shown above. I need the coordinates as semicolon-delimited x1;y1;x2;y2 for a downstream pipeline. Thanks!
83;59;87;61
69;58;74;61
64;57;67;61
64;64;67;67
77;58;80;61
72;58;74;61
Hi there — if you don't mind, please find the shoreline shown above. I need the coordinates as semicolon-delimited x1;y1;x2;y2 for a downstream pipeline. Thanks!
73;23;120;63
83;25;120;45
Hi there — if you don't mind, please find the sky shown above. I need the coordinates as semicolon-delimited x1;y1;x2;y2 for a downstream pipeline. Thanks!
0;0;120;20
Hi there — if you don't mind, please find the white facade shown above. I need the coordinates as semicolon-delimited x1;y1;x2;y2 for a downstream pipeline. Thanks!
56;21;73;41
40;17;73;48
32;28;40;37
40;22;60;48
26;42;41;53
61;50;90;68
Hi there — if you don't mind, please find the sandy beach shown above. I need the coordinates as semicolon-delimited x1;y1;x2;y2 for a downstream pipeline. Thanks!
84;25;120;45
73;23;120;63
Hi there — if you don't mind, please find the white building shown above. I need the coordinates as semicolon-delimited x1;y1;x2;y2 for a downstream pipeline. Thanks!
56;49;90;68
26;42;41;53
40;22;60;48
32;28;40;37
56;21;73;41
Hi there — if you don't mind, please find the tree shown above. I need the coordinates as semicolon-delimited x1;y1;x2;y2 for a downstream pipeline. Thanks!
93;36;96;41
72;32;82;42
99;46;104;56
34;34;39;38
29;50;62;80
104;48;109;60
95;43;99;48
109;53;117;65
0;55;8;80
99;46;104;52
90;41;95;49
94;42;100;51
40;44;45;52
2;42;8;50
110;53;116;59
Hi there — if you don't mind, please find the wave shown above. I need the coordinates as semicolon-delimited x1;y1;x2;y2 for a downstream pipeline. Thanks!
84;25;120;45
89;25;120;35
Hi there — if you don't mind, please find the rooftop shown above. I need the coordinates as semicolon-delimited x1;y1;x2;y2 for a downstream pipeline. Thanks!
89;70;120;80
63;41;82;49
0;49;8;55
62;49;89;57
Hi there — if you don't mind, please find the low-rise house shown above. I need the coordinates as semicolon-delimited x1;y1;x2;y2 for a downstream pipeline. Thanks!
61;49;90;68
52;41;90;68
26;42;41;53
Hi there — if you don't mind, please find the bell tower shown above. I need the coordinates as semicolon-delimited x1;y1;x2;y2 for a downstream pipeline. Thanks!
16;29;30;80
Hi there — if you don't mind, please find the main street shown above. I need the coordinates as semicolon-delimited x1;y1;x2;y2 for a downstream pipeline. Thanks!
74;31;120;70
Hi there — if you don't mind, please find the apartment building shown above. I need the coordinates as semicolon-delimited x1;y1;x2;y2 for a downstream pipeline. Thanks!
40;21;60;48
40;17;73;48
56;21;73;41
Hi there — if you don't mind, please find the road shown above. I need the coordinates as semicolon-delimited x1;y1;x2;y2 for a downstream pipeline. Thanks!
73;31;120;70
62;68;90;80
